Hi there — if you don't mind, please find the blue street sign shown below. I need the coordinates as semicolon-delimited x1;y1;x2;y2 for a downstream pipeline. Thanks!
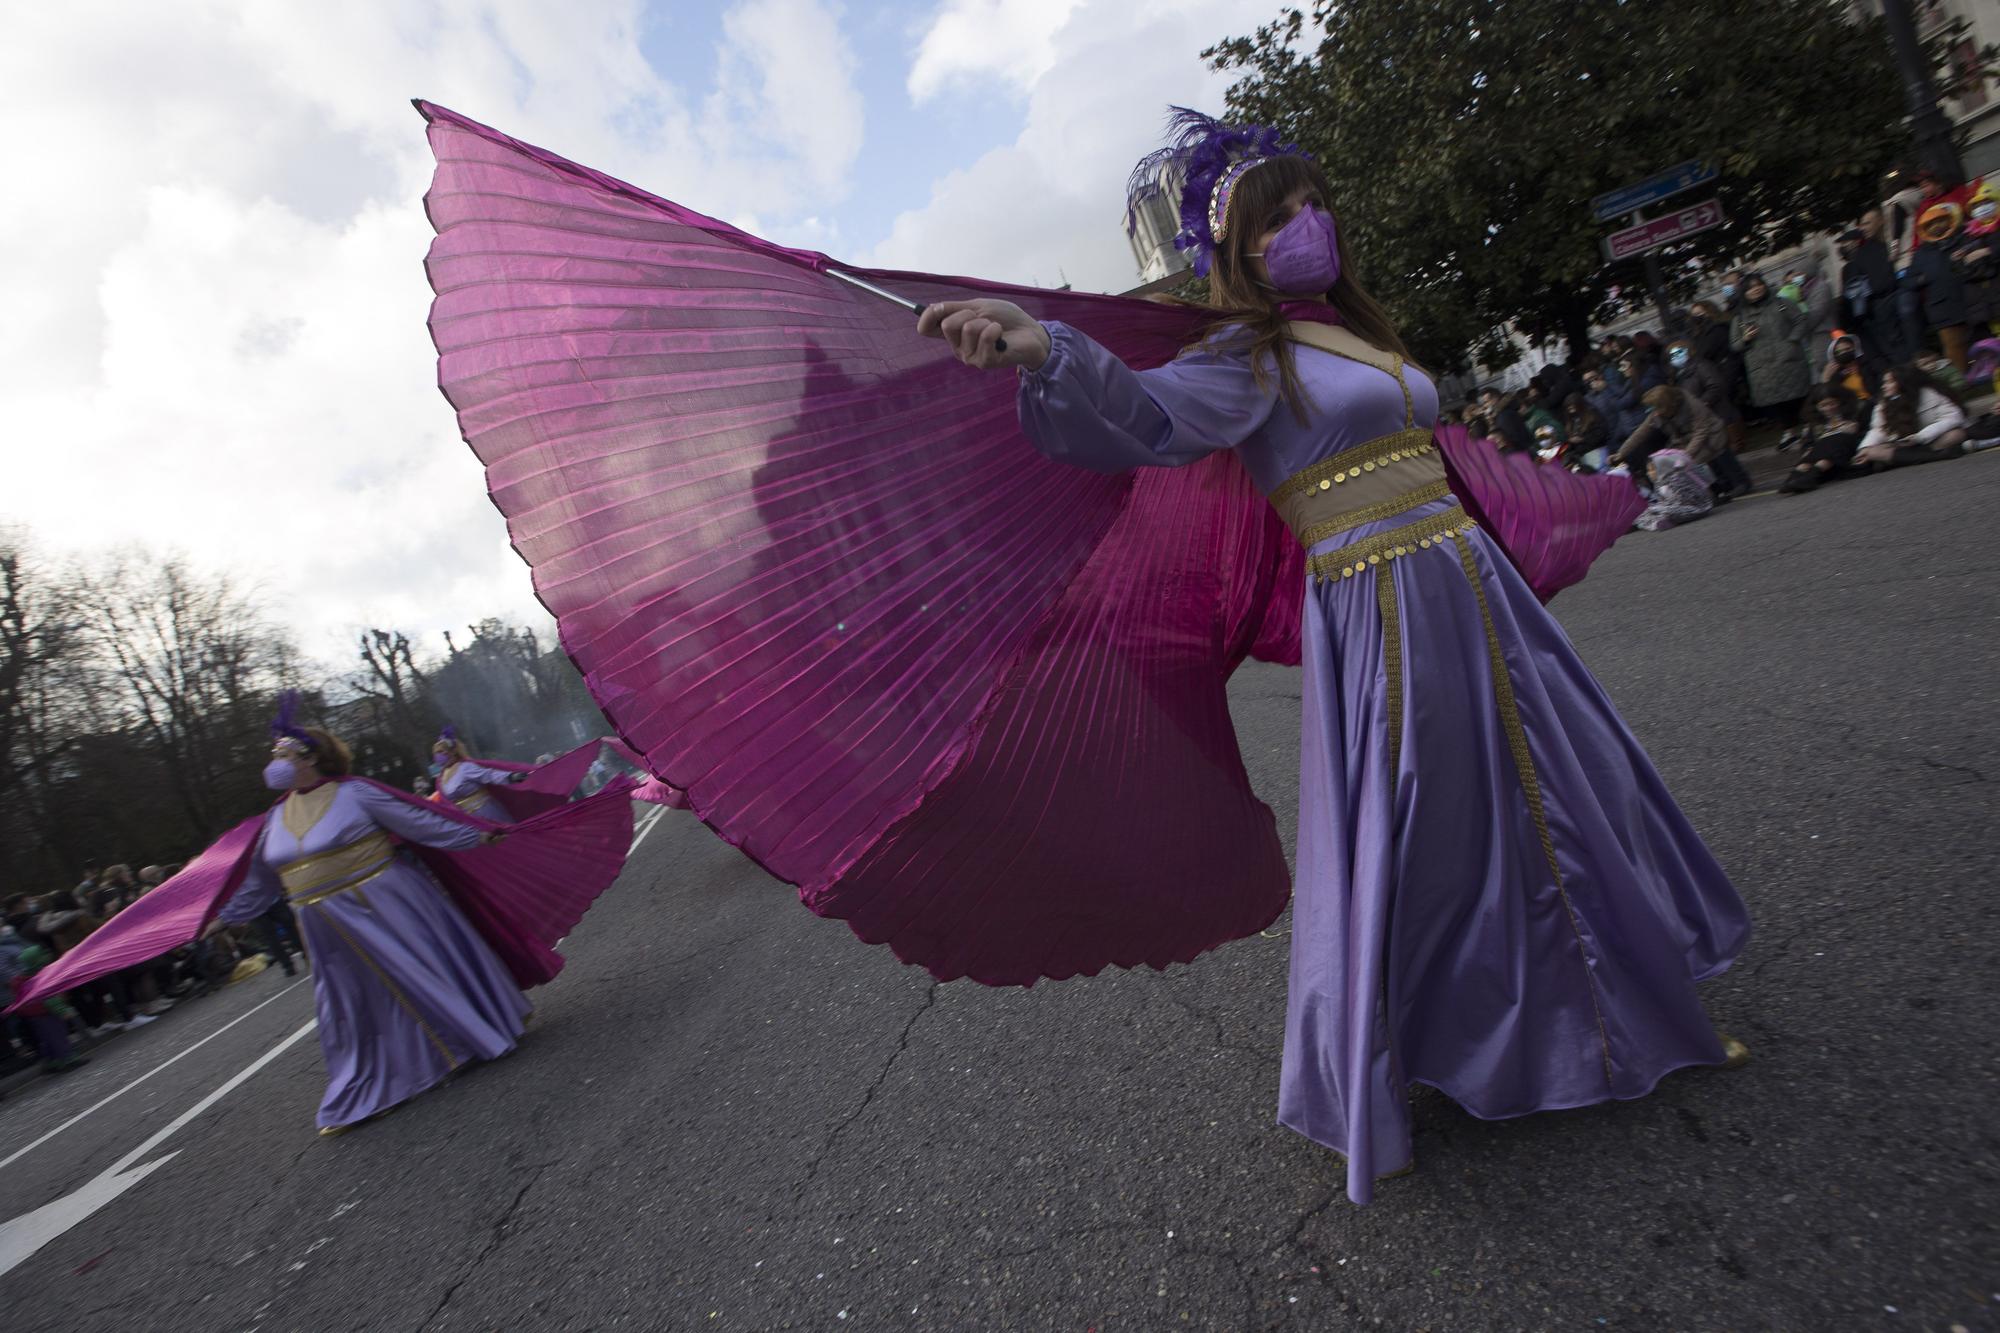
1591;160;1720;222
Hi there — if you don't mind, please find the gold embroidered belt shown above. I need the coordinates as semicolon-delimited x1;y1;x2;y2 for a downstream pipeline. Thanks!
1269;428;1450;551
1305;505;1479;583
453;788;496;814
279;833;396;907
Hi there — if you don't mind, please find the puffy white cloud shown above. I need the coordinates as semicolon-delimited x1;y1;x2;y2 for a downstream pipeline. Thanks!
907;0;1084;103
0;0;865;662
871;0;1271;294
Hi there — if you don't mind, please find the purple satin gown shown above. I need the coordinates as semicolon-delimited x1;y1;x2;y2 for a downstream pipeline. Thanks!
221;782;531;1129
437;759;523;818
1019;322;1751;1203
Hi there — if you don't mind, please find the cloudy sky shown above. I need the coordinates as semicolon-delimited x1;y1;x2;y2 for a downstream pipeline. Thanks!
1;0;1270;666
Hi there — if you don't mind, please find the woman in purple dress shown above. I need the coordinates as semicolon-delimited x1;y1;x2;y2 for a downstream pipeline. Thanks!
431;727;530;818
221;725;531;1135
918;114;1752;1201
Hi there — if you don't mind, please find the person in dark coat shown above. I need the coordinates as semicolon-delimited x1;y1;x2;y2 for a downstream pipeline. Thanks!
1911;202;1973;373
1561;392;1610;471
1478;387;1535;453
1839;222;1910;364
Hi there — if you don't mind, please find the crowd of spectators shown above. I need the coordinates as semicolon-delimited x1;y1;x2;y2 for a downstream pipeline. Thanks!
1445;164;2000;532
1;862;304;1082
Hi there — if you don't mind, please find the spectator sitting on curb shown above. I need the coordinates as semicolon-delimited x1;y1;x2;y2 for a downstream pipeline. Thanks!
1854;363;1971;468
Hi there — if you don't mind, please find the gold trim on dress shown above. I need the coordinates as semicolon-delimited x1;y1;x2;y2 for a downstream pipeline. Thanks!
1293;476;1451;550
452;788;496;814
279;833;396;904
1268;428;1436;508
1307;505;1478;583
1449;532;1615;1089
281;783;340;841
1376;562;1403;783
1285;321;1416;427
318;910;460;1071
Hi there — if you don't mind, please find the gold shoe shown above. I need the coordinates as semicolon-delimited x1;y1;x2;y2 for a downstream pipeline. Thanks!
318;1121;359;1138
1717;1034;1751;1070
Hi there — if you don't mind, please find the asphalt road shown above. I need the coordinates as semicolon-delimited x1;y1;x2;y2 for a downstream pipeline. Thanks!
2;451;1996;1332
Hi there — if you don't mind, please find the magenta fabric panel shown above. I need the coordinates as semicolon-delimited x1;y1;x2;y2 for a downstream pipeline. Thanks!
7;817;265;1012
814;451;1297;985
415;102;1631;986
1432;425;1646;602
380;776;639;988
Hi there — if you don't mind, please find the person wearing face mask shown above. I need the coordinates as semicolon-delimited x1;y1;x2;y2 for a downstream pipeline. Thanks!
1840;219;1911;364
1778;263;1839;353
429;727;626;819
1821;330;1882;401
1777;384;1869;495
911;109;1749;1203
1718;269;1747;314
1947;179;2000;341
7;694;640;1135
1663;340;1754;496
1729;272;1814;427
430;725;532;817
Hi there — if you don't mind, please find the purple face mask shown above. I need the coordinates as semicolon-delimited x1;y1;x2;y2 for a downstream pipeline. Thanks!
1252;206;1341;296
262;758;300;791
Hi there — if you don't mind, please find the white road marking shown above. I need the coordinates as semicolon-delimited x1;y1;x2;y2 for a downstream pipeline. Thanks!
629;804;668;855
0;1018;318;1278
0;977;311;1171
0;809;666;1278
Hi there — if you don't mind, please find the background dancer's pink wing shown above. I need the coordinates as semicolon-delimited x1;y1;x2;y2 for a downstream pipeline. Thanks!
356;777;640;989
417;101;1299;985
7;817;264;1013
1433;425;1645;601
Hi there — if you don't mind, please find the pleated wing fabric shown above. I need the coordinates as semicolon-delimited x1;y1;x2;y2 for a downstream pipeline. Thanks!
418;102;1301;985
6;817;265;1013
395;777;640;989
1432;425;1647;602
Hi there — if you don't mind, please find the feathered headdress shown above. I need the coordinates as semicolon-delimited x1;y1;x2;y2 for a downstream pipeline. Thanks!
268;689;314;751
1125;107;1309;277
436;724;458;746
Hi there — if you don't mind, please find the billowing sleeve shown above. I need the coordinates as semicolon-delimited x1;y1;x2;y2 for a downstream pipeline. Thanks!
354;782;490;848
218;819;283;923
1016;320;1278;473
454;760;521;787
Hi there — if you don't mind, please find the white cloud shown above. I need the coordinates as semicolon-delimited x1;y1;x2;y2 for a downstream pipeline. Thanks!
907;0;1084;103
872;0;1270;293
0;0;865;662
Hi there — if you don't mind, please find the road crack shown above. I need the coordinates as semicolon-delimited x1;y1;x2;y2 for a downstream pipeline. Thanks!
416;1162;553;1331
792;979;938;1203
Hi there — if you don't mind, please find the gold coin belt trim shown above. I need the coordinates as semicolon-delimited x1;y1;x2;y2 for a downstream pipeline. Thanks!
1268;428;1436;508
1295;477;1452;551
1308;505;1476;584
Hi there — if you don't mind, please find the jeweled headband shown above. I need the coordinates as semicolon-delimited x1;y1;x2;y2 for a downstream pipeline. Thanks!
1126;107;1310;277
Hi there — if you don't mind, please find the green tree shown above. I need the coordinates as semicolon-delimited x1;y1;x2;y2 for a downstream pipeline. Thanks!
1206;0;1916;364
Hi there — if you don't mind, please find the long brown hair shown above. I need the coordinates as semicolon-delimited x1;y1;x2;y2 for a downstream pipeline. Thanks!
1879;361;1964;438
1193;154;1412;414
299;726;354;777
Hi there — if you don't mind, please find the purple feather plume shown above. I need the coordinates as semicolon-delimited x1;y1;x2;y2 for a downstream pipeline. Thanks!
268;689;313;747
1125;107;1305;277
438;724;457;744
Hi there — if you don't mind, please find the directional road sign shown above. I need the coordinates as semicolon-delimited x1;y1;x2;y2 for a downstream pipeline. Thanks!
1591;160;1720;222
1602;200;1725;262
